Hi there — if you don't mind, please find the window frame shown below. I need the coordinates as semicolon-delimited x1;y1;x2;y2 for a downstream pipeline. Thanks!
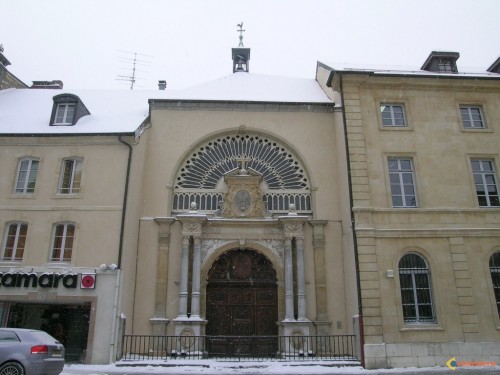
460;105;486;129
14;158;39;194
57;158;83;195
470;159;500;207
50;222;75;262
387;157;418;208
53;103;76;125
490;251;500;319
1;222;28;262
398;252;436;324
380;103;407;127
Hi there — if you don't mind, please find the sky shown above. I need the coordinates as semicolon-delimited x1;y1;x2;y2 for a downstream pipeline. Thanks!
1;0;499;91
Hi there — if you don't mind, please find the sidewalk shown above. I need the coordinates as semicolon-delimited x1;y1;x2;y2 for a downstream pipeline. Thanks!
62;360;500;375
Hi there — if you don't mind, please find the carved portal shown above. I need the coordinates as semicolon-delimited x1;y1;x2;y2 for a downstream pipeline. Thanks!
221;166;266;218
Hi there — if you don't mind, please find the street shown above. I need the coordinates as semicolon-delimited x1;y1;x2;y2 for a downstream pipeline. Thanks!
61;362;500;375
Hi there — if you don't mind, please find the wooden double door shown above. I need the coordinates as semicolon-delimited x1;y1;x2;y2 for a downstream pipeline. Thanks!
206;250;278;357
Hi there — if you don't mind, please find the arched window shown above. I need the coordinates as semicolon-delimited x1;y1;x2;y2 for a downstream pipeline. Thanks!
50;223;76;262
172;134;311;214
489;251;500;317
398;253;435;323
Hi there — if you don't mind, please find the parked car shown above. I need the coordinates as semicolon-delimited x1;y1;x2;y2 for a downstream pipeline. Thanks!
0;328;65;375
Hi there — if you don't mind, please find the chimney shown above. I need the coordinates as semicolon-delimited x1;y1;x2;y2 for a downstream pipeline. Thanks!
158;80;167;90
31;80;64;89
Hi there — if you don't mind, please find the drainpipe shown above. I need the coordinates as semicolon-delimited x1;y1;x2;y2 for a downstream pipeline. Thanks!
118;135;133;269
338;72;365;367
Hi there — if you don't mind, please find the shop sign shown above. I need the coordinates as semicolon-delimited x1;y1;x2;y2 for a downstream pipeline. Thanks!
0;272;96;289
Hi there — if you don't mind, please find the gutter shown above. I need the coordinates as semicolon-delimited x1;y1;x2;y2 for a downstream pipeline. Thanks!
339;72;365;367
117;135;133;269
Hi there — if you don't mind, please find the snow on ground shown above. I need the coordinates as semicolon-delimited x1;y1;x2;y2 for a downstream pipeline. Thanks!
61;360;500;375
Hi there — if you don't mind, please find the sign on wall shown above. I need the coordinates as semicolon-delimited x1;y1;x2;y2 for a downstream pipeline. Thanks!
0;272;96;289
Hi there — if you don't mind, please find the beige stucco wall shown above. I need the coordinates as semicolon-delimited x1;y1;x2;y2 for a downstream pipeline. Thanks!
0;136;131;364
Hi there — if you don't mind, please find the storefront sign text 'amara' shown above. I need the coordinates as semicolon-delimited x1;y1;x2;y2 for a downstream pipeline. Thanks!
0;272;96;289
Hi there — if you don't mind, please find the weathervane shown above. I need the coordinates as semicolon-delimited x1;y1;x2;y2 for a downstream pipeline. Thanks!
237;22;245;47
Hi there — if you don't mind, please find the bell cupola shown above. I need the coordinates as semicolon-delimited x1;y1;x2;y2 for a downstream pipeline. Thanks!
232;22;250;73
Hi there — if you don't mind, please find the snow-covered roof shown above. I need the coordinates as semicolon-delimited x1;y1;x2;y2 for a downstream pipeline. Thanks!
162;72;332;103
0;73;331;135
318;61;500;80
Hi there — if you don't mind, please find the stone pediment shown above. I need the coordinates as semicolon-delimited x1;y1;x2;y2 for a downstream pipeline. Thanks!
221;163;266;218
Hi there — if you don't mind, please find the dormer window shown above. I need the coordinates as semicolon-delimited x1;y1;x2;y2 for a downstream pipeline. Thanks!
55;103;76;125
50;94;90;126
421;51;460;73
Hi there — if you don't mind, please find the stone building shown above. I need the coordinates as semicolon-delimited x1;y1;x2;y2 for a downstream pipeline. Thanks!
317;51;500;368
0;40;499;369
0;45;28;90
0;41;358;364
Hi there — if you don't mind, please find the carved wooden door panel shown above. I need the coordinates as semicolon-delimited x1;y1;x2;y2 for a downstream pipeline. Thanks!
206;250;278;357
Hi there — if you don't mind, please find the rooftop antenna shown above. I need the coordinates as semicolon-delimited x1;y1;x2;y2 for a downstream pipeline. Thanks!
116;51;153;90
237;22;245;47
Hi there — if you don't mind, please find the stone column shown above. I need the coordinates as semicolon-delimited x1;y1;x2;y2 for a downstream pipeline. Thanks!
178;236;190;318
296;236;307;321
190;236;202;317
284;237;295;320
174;207;207;338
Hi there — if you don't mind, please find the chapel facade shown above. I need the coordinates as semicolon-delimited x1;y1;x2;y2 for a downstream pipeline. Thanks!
0;40;499;369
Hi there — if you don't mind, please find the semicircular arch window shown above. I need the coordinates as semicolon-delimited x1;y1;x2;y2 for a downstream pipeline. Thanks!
172;134;312;214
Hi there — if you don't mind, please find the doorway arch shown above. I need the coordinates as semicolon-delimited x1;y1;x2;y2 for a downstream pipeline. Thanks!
206;249;278;357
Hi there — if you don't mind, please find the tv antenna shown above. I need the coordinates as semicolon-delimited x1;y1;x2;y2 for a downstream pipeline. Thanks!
116;50;153;90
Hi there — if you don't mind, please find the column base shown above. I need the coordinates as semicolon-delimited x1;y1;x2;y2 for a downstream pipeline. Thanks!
172;317;207;357
279;320;313;357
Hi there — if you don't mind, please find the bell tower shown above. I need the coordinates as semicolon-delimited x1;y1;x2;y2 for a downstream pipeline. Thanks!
232;22;250;73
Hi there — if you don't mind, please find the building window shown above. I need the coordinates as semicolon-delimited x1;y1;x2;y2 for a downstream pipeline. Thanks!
388;158;417;207
460;106;485;129
54;103;76;125
380;104;406;127
173;134;311;214
1;223;28;262
50;94;90;126
471;159;500;207
50;223;75;262
58;159;83;194
490;251;500;317
438;59;454;72
399;253;435;323
14;158;39;193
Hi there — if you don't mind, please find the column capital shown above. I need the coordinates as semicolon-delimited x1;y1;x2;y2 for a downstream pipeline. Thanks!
279;215;307;238
178;214;207;237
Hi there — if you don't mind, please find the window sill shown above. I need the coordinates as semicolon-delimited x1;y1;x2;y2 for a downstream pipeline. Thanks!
10;193;36;199
54;193;83;199
400;324;443;332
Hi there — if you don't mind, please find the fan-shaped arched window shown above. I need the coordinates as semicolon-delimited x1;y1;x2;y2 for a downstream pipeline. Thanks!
490;251;500;317
172;134;312;215
398;253;435;323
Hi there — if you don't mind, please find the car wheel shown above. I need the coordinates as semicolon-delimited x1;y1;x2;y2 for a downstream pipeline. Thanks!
0;362;24;375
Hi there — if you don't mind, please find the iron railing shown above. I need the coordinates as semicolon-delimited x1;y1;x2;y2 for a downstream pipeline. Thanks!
121;335;357;362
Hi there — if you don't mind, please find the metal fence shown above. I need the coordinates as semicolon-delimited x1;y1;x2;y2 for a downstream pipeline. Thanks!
121;335;357;362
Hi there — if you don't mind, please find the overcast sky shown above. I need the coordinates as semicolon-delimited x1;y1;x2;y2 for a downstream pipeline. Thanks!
1;0;499;90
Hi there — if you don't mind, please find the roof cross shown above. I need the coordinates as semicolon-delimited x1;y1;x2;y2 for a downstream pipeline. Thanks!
237;22;245;47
